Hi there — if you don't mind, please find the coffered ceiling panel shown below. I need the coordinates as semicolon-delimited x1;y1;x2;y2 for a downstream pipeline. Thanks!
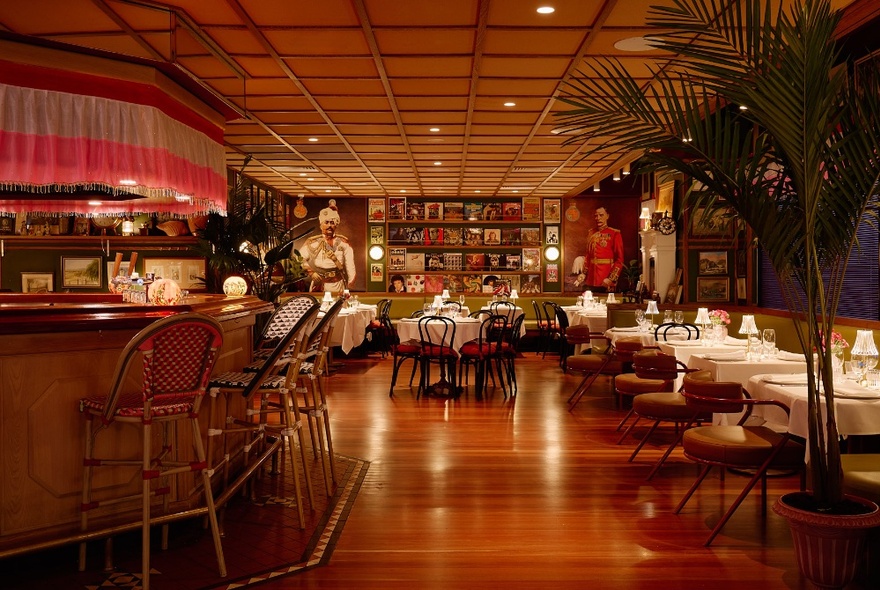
0;0;863;202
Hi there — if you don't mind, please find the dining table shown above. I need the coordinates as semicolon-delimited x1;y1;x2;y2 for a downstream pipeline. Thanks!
562;304;607;351
327;303;377;354
747;373;880;446
396;315;483;353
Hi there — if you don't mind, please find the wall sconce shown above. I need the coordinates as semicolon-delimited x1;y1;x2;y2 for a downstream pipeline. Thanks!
545;246;560;261
369;245;385;260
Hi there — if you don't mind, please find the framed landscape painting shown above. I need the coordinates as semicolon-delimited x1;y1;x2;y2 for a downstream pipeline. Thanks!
62;256;102;288
21;272;53;293
697;277;729;302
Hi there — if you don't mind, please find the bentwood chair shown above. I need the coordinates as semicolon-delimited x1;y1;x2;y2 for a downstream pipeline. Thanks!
500;313;526;396
417;315;458;398
365;298;393;357
653;321;701;342
459;314;507;398
532;300;549;356
207;296;320;525
78;313;226;590
674;371;806;546
541;301;561;358
389;310;425;397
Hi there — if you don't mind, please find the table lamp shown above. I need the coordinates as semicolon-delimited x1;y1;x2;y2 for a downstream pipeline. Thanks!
739;314;759;359
441;289;450;301
509;289;519;303
645;300;659;326
606;292;616;304
851;330;879;386
695;307;710;338
432;294;444;313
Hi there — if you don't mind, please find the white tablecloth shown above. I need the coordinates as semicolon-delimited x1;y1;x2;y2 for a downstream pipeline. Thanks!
747;374;880;441
396;316;482;354
327;305;376;353
687;355;807;388
480;305;527;336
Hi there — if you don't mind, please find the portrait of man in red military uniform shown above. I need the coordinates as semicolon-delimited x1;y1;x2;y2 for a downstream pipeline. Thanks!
565;195;639;293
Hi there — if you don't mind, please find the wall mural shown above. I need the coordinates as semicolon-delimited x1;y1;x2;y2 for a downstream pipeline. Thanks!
562;195;641;294
293;197;367;292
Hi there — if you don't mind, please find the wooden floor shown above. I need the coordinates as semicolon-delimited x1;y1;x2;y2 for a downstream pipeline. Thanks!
256;351;858;590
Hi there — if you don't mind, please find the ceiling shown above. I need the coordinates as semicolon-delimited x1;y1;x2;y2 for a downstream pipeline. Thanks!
0;0;864;201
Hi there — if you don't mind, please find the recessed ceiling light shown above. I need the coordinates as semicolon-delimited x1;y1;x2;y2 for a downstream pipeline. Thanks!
400;189;407;193
307;177;315;181
429;127;440;132
504;101;516;107
614;36;658;52
300;173;307;176
88;201;102;206
434;161;442;166
308;137;318;142
739;105;748;110
325;189;331;192
537;6;555;15
512;190;519;193
475;190;481;193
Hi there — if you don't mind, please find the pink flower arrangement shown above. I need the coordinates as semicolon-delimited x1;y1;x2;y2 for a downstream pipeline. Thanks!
819;330;849;354
708;309;730;325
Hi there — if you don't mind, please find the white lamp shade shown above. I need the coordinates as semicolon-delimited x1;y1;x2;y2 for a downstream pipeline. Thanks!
606;293;616;304
433;295;444;307
645;300;659;315
852;330;878;356
323;291;333;302
739;314;759;335
441;289;450;299
510;289;519;300
222;276;248;296
695;307;711;324
584;290;593;301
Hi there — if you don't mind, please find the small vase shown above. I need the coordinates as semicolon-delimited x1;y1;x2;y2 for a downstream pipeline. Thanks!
832;350;845;379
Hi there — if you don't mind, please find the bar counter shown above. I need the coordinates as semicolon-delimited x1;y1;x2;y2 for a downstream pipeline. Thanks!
0;293;274;558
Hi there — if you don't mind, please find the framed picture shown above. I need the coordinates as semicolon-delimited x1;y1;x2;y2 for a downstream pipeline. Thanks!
370;225;384;245
370;263;384;282
545;225;559;245
690;206;733;238
143;258;207;290
368;198;386;222
543;198;561;224
62;256;102;288
21;272;53;293
698;251;728;275
697;277;730;302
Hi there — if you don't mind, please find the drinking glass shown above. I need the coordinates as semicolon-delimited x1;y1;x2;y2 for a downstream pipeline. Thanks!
663;310;673;323
634;309;645;326
762;329;777;359
674;311;684;325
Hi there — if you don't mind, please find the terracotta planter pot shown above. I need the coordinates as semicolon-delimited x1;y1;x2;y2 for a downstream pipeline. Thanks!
773;492;880;589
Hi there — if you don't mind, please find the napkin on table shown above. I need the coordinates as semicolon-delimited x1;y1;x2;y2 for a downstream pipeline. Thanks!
777;350;806;362
762;373;808;385
701;350;747;361
723;336;749;346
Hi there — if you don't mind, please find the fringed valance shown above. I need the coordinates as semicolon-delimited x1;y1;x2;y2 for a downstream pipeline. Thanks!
0;60;227;217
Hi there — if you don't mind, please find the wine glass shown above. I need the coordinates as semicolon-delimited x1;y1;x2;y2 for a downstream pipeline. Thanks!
663;310;673;324
762;329;776;359
674;311;684;325
459;294;466;306
634;309;645;326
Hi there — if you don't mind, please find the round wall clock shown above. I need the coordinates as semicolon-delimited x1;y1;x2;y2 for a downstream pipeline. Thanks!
565;203;580;222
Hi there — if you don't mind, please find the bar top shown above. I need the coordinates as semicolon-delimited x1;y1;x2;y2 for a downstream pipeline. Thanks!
0;292;274;335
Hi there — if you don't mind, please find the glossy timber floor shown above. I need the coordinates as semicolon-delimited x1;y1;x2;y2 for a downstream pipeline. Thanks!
270;350;866;590
7;349;877;589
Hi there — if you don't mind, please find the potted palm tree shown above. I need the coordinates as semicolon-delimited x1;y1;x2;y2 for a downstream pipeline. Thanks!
557;0;880;585
191;157;317;302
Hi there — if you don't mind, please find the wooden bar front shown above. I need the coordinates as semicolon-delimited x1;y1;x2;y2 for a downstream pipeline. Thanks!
0;293;273;557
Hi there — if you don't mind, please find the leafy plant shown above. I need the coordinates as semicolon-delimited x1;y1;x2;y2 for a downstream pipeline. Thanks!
191;158;317;303
557;0;880;509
